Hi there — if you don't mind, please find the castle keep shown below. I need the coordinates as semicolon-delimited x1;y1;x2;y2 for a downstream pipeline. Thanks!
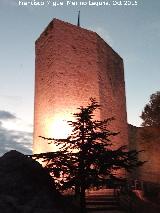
33;19;128;154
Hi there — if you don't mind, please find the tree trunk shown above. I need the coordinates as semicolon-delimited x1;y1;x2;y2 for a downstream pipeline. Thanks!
80;185;86;213
79;120;86;213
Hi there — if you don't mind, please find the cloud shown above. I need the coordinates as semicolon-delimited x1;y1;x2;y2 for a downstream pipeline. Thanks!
0;110;32;156
0;110;17;120
0;122;32;156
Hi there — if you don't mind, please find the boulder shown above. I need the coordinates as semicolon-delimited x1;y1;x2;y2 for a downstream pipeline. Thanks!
0;150;76;213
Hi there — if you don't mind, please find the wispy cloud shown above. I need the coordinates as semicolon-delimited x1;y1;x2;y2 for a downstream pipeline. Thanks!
0;110;16;120
0;109;32;156
0;122;32;156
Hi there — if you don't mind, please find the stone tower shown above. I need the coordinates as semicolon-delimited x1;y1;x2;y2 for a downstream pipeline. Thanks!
33;19;128;154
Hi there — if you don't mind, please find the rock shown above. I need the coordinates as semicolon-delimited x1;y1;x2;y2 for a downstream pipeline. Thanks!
0;195;20;213
0;150;77;213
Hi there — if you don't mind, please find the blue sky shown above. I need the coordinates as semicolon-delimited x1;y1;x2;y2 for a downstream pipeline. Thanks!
0;0;160;155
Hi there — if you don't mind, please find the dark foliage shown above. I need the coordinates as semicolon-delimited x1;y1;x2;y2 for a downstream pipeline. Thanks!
33;98;143;213
140;91;160;127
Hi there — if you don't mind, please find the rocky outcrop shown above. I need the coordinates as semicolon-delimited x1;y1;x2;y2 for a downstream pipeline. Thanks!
0;150;78;213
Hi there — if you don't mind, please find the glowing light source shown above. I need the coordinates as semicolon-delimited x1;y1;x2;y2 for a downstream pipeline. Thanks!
47;118;72;139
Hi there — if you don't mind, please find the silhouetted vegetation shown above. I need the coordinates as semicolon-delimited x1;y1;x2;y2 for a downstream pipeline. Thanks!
140;91;160;127
33;98;144;213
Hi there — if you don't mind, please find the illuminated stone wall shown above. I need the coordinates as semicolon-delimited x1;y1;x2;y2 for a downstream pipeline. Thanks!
33;19;128;154
128;125;160;184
